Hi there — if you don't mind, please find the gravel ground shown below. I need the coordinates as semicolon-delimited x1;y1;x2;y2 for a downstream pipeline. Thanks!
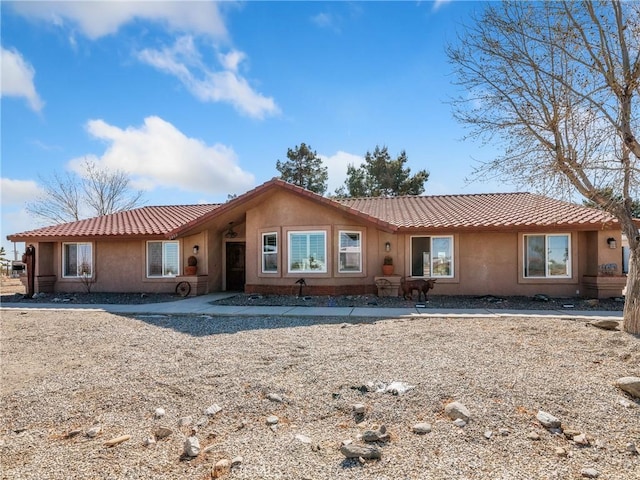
212;293;626;311
1;309;638;479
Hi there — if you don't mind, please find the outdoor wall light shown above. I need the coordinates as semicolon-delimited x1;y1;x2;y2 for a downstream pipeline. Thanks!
385;241;391;252
193;245;200;254
606;237;617;249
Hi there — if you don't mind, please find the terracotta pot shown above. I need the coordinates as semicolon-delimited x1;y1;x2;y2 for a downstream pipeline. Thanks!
184;266;197;276
382;265;394;276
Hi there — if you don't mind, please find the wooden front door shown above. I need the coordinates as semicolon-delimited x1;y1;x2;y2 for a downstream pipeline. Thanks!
225;242;245;291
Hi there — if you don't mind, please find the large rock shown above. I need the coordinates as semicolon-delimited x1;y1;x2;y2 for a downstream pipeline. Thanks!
340;443;382;459
444;401;471;422
590;320;619;331
615;377;640;399
536;410;561;429
183;436;200;457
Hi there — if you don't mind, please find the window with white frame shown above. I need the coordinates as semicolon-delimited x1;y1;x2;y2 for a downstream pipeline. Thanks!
262;232;278;273
147;241;179;277
288;231;326;273
524;234;571;278
63;242;93;278
410;236;453;278
339;231;361;273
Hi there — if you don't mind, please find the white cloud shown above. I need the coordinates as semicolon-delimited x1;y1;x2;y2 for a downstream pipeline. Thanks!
432;0;453;12
70;116;255;196
138;37;279;119
11;1;228;40
0;47;44;112
320;151;364;194
0;178;43;206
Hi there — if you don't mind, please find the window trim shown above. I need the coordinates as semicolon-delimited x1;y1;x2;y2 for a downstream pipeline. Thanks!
261;232;278;274
287;230;327;274
523;233;571;279
146;240;180;278
338;230;362;274
410;235;454;279
62;242;93;278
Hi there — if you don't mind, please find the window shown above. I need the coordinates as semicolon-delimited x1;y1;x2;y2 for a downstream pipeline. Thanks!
288;231;326;273
147;241;179;277
411;236;453;278
63;242;93;278
262;232;278;273
524;234;570;278
339;231;361;273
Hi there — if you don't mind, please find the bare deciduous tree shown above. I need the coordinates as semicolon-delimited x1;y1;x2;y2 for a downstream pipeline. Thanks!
27;159;145;224
447;1;640;333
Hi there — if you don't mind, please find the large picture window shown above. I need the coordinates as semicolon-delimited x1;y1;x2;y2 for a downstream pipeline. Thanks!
411;236;453;278
524;234;570;278
288;231;327;273
262;232;278;273
339;231;361;273
63;242;93;278
147;241;179;277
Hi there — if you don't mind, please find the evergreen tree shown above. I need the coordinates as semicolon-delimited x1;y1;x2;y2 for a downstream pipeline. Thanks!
276;143;328;195
335;145;429;197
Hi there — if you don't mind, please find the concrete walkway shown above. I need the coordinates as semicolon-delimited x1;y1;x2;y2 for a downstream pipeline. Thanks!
0;293;624;319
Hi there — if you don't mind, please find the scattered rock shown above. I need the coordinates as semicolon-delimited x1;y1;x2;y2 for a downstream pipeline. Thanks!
412;422;432;434
295;434;312;444
353;403;366;414
555;447;567;457
527;431;541;441
483;430;492;439
64;429;82;438
85;425;101;438
536;410;561;429
573;433;589;446
615;377;640;399
340;443;382;459
183;436;200;457
231;456;243;467
178;416;192;427
154;426;173;439
143;436;156;447
563;428;580;439
580;467;600;478
377;381;415;395
453;418;467;427
266;415;279;425
104;435;131;447
590;320;618;330
212;458;230;478
362;425;388;442
533;293;550;302
266;393;284;403
498;428;511;436
627;443;639;455
154;407;166;418
205;404;223;416
444;401;471;422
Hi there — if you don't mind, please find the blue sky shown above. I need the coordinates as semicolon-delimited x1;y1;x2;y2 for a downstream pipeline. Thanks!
1;0;504;257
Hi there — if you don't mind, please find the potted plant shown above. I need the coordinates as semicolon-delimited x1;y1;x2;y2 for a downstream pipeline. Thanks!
382;255;394;276
185;255;197;275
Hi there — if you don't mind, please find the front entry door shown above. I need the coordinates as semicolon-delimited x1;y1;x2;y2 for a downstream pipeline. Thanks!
226;242;246;291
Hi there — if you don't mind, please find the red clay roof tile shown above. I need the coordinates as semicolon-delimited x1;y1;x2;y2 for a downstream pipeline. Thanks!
7;181;618;241
8;204;221;240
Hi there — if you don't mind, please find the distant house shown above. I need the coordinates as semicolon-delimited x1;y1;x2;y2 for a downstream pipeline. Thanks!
7;178;633;299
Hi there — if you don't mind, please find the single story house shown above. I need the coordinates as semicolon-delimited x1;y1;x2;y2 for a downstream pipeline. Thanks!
7;178;633;299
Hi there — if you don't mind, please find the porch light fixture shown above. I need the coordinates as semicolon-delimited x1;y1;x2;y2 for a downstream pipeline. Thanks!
193;245;200;254
385;241;391;252
607;237;617;249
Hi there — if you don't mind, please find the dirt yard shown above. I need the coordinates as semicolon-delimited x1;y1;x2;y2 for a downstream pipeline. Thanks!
1;307;638;479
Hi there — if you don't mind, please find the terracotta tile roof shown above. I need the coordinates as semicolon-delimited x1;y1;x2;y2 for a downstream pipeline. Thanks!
336;192;618;231
8;204;221;240
7;180;619;241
